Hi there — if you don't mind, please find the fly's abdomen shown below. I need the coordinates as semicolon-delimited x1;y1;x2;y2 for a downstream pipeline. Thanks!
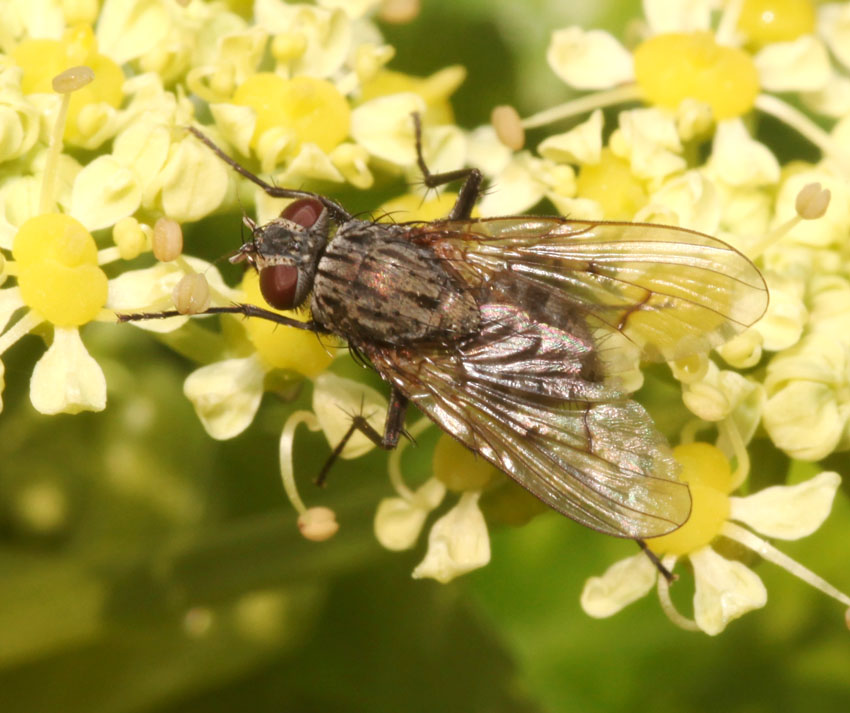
311;223;480;345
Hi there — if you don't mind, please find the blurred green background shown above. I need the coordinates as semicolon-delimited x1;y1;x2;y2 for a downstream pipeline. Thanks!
3;1;849;712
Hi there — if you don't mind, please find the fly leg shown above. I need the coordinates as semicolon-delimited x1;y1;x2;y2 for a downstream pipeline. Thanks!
187;127;352;223
118;305;330;333
316;389;410;486
636;539;677;584
412;113;484;220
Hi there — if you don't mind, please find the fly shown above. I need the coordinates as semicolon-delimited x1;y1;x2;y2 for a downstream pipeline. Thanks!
120;117;769;569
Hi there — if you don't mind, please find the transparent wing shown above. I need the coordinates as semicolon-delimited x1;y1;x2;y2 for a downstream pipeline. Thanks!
364;298;692;539
410;217;768;362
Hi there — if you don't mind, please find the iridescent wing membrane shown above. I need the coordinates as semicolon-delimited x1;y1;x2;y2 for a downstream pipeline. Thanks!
366;218;768;538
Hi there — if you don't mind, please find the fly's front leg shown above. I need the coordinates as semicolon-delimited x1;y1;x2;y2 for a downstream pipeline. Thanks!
118;304;330;333
316;388;410;486
187;127;352;223
412;113;483;220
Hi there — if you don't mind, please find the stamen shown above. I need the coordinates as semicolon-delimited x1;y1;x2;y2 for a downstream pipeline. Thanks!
387;416;431;500
521;85;642;130
279;409;322;515
679;418;710;445
41;66;94;214
172;273;211;315
298;506;339;541
715;0;744;46
755;94;850;178
491;105;525;150
795;182;831;219
749;181;831;257
152;217;183;262
656;555;701;631
0;311;44;356
722;521;850;608
379;0;421;24
718;418;750;490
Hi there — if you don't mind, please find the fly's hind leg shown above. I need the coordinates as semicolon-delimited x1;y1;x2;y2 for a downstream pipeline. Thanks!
412;113;483;220
316;388;410;486
636;539;677;584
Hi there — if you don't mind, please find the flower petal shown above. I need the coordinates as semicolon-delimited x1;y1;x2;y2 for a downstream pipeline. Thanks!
412;491;490;583
708;119;780;188
642;0;713;33
350;93;425;165
30;327;106;414
580;552;658;618
183;356;265;440
375;477;448;551
70;155;142;231
547;28;634;90
730;471;841;539
478;153;547;217
691;546;767;635
538;109;603;165
755;35;831;92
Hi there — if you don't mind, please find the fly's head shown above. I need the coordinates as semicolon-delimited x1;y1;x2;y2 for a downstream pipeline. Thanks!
232;198;329;310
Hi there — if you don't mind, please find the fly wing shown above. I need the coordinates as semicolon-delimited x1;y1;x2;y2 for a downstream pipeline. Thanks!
363;294;691;539
410;217;768;363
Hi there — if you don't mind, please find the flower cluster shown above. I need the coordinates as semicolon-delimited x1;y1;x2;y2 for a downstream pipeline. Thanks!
480;0;850;634
1;0;849;635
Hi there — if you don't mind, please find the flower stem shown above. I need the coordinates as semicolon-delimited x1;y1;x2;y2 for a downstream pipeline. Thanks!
656;555;701;631
722;521;850;607
755;94;850;178
521;85;642;130
279;410;322;514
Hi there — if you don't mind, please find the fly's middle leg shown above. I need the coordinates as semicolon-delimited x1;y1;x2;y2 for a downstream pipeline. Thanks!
315;388;410;486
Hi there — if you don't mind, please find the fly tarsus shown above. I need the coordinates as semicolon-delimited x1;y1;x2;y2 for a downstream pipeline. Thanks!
316;388;409;487
412;113;483;221
637;538;677;584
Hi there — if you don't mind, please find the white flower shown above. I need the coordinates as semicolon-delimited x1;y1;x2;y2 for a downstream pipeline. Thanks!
754;35;831;93
707;120;780;188
374;478;447;551
412;491;491;583
350;92;425;165
581;447;847;635
547;28;634;90
642;0;713;34
538;109;604;166
183;355;266;440
29;327;107;415
609;108;686;182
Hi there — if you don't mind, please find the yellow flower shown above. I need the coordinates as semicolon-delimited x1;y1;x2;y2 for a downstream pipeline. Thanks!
581;444;849;635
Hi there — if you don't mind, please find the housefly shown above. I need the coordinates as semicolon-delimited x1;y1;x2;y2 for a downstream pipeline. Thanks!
121;117;768;549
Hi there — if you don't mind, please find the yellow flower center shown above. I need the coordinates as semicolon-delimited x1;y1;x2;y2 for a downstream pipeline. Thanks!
647;442;732;555
432;433;498;492
232;74;350;154
12;24;123;144
634;32;759;120
575;148;647;219
738;0;816;48
240;270;335;378
13;214;108;327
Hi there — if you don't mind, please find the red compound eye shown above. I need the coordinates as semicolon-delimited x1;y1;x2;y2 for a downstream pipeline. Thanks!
281;198;323;228
260;264;299;310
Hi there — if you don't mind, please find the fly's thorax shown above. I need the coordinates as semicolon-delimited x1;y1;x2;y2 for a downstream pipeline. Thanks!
311;221;481;345
233;204;330;310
